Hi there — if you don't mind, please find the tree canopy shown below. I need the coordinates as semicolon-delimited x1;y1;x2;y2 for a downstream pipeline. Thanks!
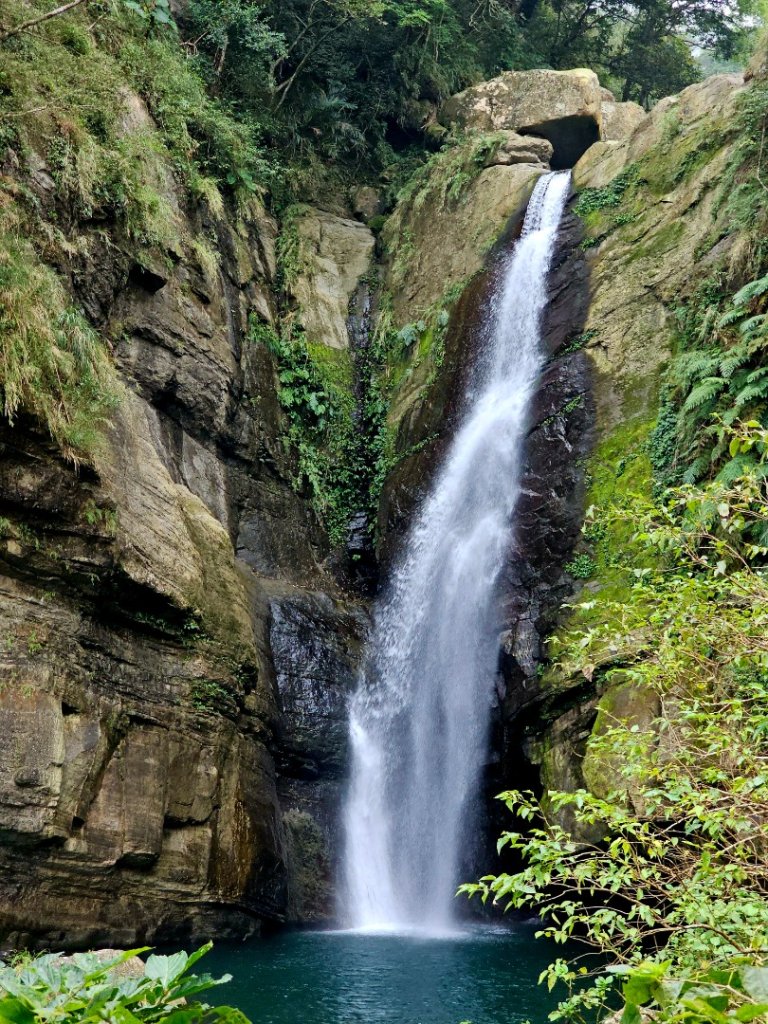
175;0;761;182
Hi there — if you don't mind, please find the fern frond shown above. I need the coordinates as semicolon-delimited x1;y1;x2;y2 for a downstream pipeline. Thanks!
719;350;751;378
682;377;726;413
746;332;768;356
674;352;721;385
682;454;710;484
731;273;768;307
717;307;746;329
738;314;767;338
734;381;768;409
715;453;755;485
750;518;768;549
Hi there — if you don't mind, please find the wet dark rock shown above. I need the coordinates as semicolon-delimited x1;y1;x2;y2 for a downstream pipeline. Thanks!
497;204;594;739
269;593;365;779
268;592;367;923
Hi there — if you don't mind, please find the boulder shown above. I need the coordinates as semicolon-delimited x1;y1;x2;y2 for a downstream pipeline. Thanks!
601;97;646;142
439;68;602;167
60;950;146;979
581;679;661;815
484;131;553;167
383;160;543;325
288;209;375;350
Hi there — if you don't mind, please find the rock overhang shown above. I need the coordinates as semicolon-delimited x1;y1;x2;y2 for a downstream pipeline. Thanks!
438;68;644;169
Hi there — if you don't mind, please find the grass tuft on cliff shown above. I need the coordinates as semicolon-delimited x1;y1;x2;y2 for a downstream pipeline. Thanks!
0;0;271;460
0;222;120;460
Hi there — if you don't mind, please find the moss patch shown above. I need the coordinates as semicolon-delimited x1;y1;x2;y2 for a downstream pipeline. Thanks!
544;415;656;686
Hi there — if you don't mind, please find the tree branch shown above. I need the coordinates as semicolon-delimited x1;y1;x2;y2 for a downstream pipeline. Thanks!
1;0;88;43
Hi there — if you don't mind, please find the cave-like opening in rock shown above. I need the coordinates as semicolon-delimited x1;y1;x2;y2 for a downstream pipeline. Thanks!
522;114;600;169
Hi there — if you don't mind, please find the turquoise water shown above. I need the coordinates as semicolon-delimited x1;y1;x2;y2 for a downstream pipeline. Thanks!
203;924;564;1024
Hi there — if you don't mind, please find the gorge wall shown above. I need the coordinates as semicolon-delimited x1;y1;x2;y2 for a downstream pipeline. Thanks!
0;10;761;946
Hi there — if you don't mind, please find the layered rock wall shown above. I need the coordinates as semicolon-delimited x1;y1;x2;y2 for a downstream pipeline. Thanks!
0;81;371;946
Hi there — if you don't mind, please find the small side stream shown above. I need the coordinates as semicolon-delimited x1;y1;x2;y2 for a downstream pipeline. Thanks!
203;925;569;1024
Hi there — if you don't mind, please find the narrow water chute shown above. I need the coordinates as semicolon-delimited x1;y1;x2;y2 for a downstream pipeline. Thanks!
343;170;573;934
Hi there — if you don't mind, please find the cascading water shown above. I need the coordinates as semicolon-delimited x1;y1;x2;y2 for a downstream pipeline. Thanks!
342;170;572;934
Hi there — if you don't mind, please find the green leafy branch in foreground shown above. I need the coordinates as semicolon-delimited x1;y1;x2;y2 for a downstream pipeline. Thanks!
461;421;768;1024
0;942;249;1024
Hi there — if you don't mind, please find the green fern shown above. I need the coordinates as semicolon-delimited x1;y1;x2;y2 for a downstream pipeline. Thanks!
715;452;755;484
734;380;768;410
719;350;751;378
720;405;741;426
682;377;726;412
731;273;768;307
738;313;767;337
682;453;710;484
676;351;721;385
717;306;746;329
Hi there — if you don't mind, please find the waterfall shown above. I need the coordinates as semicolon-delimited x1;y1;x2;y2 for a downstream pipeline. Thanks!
342;170;572;935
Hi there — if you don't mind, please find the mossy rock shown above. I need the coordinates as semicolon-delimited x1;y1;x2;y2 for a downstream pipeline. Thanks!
582;677;660;812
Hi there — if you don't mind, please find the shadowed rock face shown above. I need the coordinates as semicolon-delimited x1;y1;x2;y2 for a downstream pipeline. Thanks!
267;591;368;922
527;114;601;169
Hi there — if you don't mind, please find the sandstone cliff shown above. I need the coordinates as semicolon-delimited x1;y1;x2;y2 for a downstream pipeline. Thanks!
0;32;369;945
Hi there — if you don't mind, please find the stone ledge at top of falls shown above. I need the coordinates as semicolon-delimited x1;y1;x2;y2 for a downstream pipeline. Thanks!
439;69;646;167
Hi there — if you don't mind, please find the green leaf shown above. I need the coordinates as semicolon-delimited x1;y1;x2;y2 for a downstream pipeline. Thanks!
735;1004;768;1022
0;997;36;1024
621;1002;642;1024
144;951;189;987
742;968;768;1003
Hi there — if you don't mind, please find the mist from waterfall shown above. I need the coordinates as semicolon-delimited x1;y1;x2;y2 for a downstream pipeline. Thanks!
342;170;572;935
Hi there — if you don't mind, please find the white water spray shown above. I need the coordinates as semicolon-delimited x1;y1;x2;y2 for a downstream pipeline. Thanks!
342;171;572;934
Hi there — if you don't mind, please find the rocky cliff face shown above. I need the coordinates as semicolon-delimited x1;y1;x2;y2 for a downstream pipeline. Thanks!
519;70;751;823
0;76;371;946
0;29;755;946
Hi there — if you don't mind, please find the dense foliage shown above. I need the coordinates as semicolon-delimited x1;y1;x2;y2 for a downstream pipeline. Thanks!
462;423;768;1023
2;0;761;204
0;943;249;1023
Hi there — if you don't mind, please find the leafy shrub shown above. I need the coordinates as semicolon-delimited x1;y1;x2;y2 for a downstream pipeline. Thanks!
564;553;597;579
190;677;239;717
573;166;639;217
0;943;250;1023
252;318;361;546
462;422;768;1024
